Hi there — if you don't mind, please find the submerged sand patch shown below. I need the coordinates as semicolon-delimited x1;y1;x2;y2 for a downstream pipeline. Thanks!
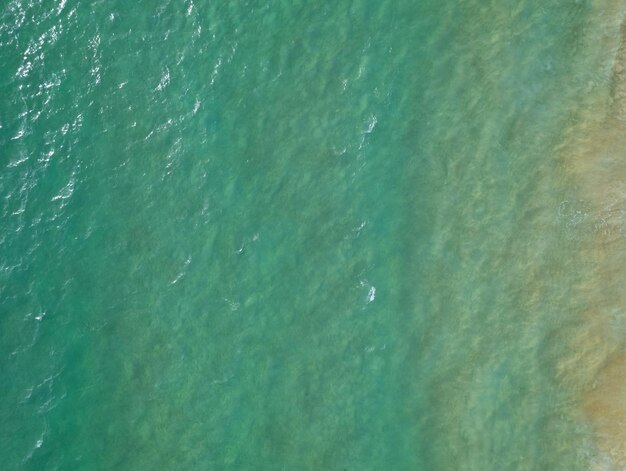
557;2;626;467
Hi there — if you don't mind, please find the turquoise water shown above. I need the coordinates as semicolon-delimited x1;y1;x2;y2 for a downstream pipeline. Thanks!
2;1;625;469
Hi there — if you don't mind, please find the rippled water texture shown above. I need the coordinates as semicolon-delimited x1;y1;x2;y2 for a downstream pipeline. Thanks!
1;1;625;470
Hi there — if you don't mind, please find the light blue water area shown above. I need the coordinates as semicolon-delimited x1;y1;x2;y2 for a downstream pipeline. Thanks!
0;0;608;469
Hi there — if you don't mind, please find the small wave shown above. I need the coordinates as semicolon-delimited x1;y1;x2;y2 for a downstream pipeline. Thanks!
365;115;377;134
155;67;171;91
22;424;47;463
170;256;192;285
359;280;376;304
7;152;29;168
367;286;376;303
51;174;75;202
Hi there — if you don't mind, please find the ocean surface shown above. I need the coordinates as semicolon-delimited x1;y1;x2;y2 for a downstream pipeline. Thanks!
1;0;625;469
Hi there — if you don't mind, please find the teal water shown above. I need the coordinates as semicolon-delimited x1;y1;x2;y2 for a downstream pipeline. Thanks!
1;1;624;469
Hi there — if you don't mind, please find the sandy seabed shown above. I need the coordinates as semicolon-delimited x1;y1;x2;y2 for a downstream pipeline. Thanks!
557;2;626;467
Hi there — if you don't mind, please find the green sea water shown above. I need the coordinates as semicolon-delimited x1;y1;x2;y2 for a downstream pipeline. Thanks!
1;0;624;469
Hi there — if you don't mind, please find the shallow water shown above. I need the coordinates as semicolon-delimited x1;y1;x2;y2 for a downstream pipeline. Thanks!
1;1;625;469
